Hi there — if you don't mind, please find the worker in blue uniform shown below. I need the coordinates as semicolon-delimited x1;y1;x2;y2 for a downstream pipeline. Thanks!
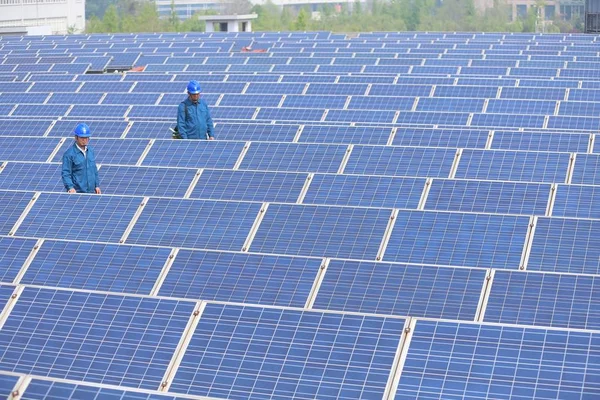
176;80;215;140
61;123;101;194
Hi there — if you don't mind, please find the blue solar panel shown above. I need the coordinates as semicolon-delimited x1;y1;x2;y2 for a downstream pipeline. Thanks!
0;119;52;136
102;93;161;105
245;82;305;95
527;217;600;274
392;127;488;148
52;138;149;165
369;84;432;97
559;101;600;117
0;237;36;283
0;163;64;192
282;94;347;109
29;82;81;92
190;169;306;203
130;82;184;93
158;250;319;306
347;96;412;112
219;94;282;107
552;184;600;219
20;379;190;400
98;165;197;197
568;89;600;102
547;115;600;130
0;287;194;388
45;93;103;105
79;81;135;92
211;106;257;120
255;107;325;122
0;372;18;397
141;141;243;169
384;210;528;268
314;260;485;319
239;142;346;173
395;111;470;126
487;99;556;114
126;198;260;251
471;113;546;129
51;63;91;74
169;303;405;400
485;270;600;330
0;92;48;104
16;193;141;242
304;174;424;208
68;104;129;118
296;125;390;145
0;191;34;235
326;109;396;124
20;241;171;294
47;120;129;138
455;149;569;183
345;146;456;178
491;131;589;152
416;98;484;113
125;121;174;139
250;204;390;259
395;320;600;400
305;83;368;96
214;123;298;142
434;85;498;98
425;180;550;215
158;93;219;106
12;104;70;118
501;87;566;100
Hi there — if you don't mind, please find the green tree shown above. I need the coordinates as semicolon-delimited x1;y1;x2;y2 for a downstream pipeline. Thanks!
169;0;180;31
295;7;309;31
102;4;120;32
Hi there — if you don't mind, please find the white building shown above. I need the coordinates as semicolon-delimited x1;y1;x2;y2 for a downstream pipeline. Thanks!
0;0;85;35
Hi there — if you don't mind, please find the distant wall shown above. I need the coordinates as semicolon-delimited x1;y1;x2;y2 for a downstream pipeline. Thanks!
0;0;85;34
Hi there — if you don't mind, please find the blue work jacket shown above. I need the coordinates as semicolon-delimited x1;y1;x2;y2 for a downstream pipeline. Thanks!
61;143;100;193
176;97;215;139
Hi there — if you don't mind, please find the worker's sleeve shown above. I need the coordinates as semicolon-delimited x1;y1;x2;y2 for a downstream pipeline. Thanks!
176;103;188;139
61;152;74;191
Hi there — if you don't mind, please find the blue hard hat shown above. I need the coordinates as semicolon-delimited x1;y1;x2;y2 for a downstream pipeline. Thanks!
187;80;201;94
73;123;91;138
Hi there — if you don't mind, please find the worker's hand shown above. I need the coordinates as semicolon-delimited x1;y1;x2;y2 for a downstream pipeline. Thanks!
208;136;215;140
67;188;76;193
95;187;102;194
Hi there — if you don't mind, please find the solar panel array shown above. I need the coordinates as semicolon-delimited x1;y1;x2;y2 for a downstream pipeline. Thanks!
0;31;599;399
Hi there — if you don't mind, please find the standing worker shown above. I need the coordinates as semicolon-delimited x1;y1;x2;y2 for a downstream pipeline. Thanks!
61;123;101;194
176;80;215;140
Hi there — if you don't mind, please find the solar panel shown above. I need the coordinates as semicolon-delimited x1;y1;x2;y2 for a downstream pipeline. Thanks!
314;260;486;319
125;198;260;251
18;379;191;400
211;106;257;120
52;138;149;165
486;99;556;114
245;83;306;95
0;92;48;104
392;127;488;148
0;373;18;397
568;88;600;101
456;149;569;183
0;119;52;136
491;131;589;152
416;97;484;113
101;93;161;105
0;137;62;162
369;84;432;97
395;111;470;126
45;92;103;105
127;105;176;120
384;210;529;268
0;237;36;283
426;179;550;215
20;241;171;294
394;320;600;400
12;104;70;118
485;270;600;330
326;109;396;124
250;203;391;259
547;115;600;130
501;87;566;100
98;165;197;197
282;94;347;109
0;287;194;388
168;303;405;399
558;101;600;117
67;104;129;118
158;93;220;106
348;96;414;112
305;83;368;96
298;125;392;145
219;94;283;107
527;217;600;274
215;122;299;142
345;146;456;178
552;184;600;219
190;169;306;203
141;141;243;169
51;63;91;74
158;250;320;306
0;162;64;192
433;85;498;98
79;81;135;93
239;142;347;173
15;193;141;241
47;120;129;138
